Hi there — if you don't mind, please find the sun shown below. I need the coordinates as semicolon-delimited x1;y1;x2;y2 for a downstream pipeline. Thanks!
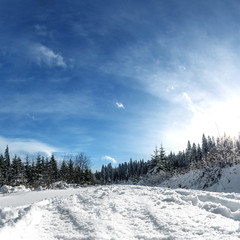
188;96;240;141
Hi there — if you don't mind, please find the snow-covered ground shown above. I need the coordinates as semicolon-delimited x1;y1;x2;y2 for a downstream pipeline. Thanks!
160;164;240;193
1;184;240;240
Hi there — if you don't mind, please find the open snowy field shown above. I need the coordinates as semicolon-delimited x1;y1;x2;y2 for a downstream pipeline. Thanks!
1;185;240;240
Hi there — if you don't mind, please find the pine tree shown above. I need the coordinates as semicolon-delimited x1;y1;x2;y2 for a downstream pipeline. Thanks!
197;144;202;162
191;143;197;163
202;134;208;159
185;140;192;167
150;146;160;170
159;145;168;171
106;163;113;183
35;154;44;184
0;154;4;186
10;155;24;186
67;159;74;183
49;155;58;183
100;165;106;183
74;165;83;184
24;155;32;186
3;145;11;184
60;160;68;182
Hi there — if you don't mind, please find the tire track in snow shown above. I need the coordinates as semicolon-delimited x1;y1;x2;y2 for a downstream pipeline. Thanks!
1;185;240;239
173;188;240;221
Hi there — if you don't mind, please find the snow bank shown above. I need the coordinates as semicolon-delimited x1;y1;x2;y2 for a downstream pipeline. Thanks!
0;185;30;194
50;181;69;190
208;165;240;193
159;164;240;193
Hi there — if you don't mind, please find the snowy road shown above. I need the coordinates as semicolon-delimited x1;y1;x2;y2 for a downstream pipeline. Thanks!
1;185;240;239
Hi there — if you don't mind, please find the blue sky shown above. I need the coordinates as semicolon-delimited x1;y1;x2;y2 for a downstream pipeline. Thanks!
1;0;240;169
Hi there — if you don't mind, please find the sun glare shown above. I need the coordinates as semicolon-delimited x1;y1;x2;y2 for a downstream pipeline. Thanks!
165;95;240;152
189;96;240;141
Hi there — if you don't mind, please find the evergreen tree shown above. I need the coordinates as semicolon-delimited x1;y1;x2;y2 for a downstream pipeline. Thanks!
74;165;83;184
49;154;58;183
3;145;10;184
60;160;68;182
67;159;74;183
159;145;168;171
150;146;160;169
24;155;32;186
197;144;202;162
100;165;106;183
106;163;113;183
10;155;24;185
202;134;208;159
186;140;192;165
191;143;197;163
0;154;4;186
35;154;44;184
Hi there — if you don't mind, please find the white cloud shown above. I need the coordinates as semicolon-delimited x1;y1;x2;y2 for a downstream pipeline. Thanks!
0;136;59;157
102;155;117;164
116;102;125;109
182;92;196;113
31;44;66;68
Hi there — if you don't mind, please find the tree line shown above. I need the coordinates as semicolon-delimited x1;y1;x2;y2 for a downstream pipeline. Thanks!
0;148;94;188
95;159;149;184
1;133;239;188
149;133;240;174
96;133;240;184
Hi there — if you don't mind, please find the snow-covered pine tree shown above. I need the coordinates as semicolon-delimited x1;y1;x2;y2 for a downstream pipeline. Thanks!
186;140;192;166
10;155;24;186
0;154;4;186
202;134;208;160
3;145;10;184
60;160;68;182
49;155;58;183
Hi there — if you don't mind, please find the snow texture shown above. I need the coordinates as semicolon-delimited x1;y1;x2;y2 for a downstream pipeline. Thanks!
1;165;240;239
160;164;240;193
1;184;240;239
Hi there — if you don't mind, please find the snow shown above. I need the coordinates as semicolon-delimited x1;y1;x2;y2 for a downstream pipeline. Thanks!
1;184;240;239
1;165;240;239
0;185;31;194
208;165;240;193
160;164;240;193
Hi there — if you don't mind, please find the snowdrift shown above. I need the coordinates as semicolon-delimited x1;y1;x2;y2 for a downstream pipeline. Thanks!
0;185;30;194
160;164;240;193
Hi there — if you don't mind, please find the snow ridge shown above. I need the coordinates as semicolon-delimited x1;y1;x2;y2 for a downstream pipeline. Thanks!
160;164;240;193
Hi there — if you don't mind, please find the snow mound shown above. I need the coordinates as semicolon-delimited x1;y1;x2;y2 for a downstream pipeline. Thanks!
160;164;240;193
208;165;240;193
0;185;30;194
50;181;69;190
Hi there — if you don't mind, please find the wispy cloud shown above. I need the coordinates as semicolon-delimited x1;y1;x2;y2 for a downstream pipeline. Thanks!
182;92;196;113
30;44;66;68
100;26;240;148
116;102;125;109
0;136;59;157
34;24;48;36
0;93;94;116
102;155;117;164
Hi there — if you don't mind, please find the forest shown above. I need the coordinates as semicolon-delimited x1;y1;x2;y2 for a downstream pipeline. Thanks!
0;150;94;188
95;133;240;184
0;133;240;188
